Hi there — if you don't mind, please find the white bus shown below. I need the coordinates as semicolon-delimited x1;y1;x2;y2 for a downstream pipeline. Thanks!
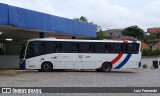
19;38;141;72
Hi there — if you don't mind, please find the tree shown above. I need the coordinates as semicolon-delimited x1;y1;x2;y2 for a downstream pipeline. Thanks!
96;26;105;40
155;32;160;39
73;16;88;23
122;25;145;40
143;32;160;41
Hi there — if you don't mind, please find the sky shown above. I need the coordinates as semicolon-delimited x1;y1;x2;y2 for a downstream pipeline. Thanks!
0;0;160;31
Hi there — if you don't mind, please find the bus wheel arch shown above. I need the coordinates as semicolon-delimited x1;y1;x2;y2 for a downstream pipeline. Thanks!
41;61;53;72
102;62;112;72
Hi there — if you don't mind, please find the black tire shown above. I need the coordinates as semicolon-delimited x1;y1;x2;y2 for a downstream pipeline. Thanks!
41;62;53;72
102;62;112;72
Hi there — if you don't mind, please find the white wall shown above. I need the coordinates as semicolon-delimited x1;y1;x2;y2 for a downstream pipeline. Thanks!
0;55;19;69
141;57;159;68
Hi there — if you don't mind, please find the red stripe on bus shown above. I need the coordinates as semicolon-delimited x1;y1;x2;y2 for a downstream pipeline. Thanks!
111;53;123;64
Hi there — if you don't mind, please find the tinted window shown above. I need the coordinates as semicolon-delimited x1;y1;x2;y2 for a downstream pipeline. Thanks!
73;43;80;53
79;43;95;53
26;41;40;58
26;41;140;55
95;43;111;53
95;43;104;53
40;43;46;55
88;43;95;53
110;43;123;53
127;43;139;54
104;43;111;53
63;42;73;53
54;42;63;53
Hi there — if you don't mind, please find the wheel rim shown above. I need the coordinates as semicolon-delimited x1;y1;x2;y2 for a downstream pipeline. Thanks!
103;64;111;71
44;64;49;69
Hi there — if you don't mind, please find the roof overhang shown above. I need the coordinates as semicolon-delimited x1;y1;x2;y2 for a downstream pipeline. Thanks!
0;3;96;38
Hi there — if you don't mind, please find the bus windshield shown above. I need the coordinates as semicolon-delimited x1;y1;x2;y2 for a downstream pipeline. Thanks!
19;42;27;59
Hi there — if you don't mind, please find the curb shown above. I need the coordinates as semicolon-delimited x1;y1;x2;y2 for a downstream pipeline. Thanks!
0;70;38;75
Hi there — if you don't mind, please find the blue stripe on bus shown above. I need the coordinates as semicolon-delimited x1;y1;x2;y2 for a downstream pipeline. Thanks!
114;54;132;69
114;40;137;69
21;60;26;69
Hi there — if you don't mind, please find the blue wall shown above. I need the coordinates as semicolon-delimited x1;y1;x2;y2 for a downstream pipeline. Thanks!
0;3;96;37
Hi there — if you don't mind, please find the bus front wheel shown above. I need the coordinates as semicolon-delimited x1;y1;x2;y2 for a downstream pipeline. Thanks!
102;62;112;72
41;62;53;72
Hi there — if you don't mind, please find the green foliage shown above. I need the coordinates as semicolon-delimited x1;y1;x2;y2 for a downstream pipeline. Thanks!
142;64;148;69
73;16;88;23
96;26;106;40
153;32;160;39
143;32;160;41
142;49;160;56
96;31;105;40
122;25;145;40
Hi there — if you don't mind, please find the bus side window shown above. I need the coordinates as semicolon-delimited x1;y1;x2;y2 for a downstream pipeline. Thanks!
95;43;103;53
127;43;139;54
110;43;122;53
124;44;128;53
54;43;59;53
40;43;46;54
105;44;110;53
88;44;91;53
54;43;63;53
58;43;63;52
73;43;80;53
88;43;95;53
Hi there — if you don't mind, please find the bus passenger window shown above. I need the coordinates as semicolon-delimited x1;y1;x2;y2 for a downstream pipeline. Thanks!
88;44;94;53
123;44;128;53
54;43;63;53
105;44;110;53
54;44;59;53
40;43;46;54
58;43;63;52
110;43;122;53
73;43;80;53
127;43;139;54
88;44;92;53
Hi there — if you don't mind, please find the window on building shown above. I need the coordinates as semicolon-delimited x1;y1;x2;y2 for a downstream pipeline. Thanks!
149;44;153;50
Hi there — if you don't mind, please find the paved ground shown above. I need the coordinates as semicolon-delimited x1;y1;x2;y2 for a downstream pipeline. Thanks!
0;69;159;96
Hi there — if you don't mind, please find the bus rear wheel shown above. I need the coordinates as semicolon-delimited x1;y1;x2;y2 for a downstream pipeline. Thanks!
102;62;112;72
41;62;53;72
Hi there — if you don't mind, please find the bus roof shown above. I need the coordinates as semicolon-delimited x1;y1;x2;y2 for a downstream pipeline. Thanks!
27;38;141;43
